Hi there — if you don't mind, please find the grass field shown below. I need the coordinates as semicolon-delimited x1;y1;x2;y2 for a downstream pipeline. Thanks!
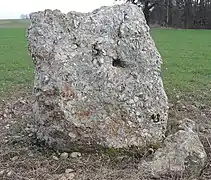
0;24;210;103
0;28;33;98
152;29;211;103
0;21;211;179
0;19;29;28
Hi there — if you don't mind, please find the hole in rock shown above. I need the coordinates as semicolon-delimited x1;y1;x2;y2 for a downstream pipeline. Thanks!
156;114;160;121
112;58;127;68
151;114;156;121
151;114;161;123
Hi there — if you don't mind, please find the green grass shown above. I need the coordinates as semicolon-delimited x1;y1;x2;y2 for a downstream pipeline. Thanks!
151;29;211;102
0;22;210;103
0;19;30;28
0;28;33;97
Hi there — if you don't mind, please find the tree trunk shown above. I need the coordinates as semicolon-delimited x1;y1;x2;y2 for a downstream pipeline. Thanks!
166;0;169;26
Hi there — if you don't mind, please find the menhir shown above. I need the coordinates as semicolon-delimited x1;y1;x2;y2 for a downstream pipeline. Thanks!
27;4;168;152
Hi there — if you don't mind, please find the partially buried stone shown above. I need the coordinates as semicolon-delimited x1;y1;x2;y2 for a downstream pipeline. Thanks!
140;119;207;179
52;155;59;161
70;152;81;158
60;152;69;159
27;4;168;151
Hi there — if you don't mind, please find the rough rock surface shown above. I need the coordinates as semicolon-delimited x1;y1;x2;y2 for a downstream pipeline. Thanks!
140;118;207;179
27;4;168;151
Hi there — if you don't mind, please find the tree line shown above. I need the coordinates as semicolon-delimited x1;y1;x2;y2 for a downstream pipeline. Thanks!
117;0;211;29
20;14;30;19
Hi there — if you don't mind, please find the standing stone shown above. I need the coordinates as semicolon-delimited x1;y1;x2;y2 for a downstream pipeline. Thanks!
27;4;168;152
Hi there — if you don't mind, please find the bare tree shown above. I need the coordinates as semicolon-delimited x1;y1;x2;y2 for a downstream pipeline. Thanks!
115;0;211;29
115;0;176;25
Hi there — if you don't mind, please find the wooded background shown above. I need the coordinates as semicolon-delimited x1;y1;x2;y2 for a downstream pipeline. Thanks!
118;0;211;29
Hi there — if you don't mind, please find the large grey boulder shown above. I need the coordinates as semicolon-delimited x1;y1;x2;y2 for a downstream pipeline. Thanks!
27;4;168;151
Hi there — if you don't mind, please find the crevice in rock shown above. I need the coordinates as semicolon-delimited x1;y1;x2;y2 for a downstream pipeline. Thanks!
112;58;127;68
92;42;101;57
151;113;161;123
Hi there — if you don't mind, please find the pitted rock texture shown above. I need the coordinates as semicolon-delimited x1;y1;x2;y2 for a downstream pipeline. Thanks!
27;4;168;151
